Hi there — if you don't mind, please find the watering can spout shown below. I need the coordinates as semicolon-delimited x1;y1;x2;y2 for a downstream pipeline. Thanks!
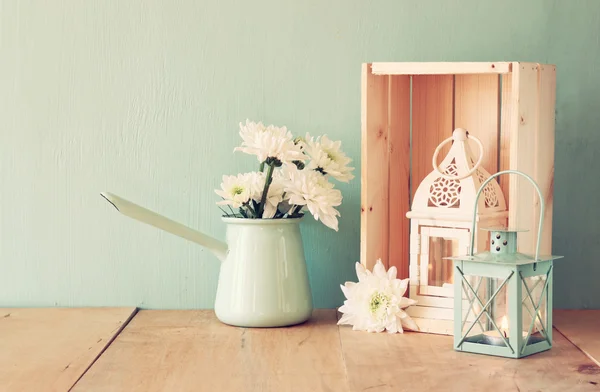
100;192;228;262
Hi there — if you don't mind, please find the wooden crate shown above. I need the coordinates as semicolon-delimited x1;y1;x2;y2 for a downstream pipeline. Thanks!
361;62;556;278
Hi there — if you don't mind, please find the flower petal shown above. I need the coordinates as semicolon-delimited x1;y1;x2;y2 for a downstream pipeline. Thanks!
372;260;387;278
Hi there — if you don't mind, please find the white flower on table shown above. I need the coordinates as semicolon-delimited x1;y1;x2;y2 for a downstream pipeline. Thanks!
304;134;355;183
283;169;342;231
234;119;305;166
338;260;418;333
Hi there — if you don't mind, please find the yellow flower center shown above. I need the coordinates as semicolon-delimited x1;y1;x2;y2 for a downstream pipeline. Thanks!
232;186;245;195
325;149;337;162
369;292;390;315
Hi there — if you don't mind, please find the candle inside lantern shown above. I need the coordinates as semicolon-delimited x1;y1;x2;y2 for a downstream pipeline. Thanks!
481;316;529;346
481;316;509;346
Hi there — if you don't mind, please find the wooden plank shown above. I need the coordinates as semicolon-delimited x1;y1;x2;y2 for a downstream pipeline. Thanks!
409;317;454;335
554;310;600;367
361;64;390;269
499;74;513;206
340;326;600;391
0;307;136;392
534;64;557;255
508;63;539;254
372;62;511;75
411;74;454;201
72;310;349;392
454;74;500;174
387;75;411;279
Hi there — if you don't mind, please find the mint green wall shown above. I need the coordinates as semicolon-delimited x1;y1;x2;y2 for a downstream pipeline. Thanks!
1;0;598;309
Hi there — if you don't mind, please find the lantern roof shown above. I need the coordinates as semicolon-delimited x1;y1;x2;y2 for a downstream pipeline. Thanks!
446;227;563;264
445;251;563;265
481;226;528;233
407;128;507;221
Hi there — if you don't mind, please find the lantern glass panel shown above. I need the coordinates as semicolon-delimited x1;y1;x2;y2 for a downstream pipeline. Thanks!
428;236;457;287
521;274;549;345
461;275;510;345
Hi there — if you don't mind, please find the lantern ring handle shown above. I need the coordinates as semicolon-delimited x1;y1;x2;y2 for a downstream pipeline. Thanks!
432;133;484;181
469;170;545;261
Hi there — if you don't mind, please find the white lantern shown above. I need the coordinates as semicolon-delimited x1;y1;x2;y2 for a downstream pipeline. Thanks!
406;128;508;335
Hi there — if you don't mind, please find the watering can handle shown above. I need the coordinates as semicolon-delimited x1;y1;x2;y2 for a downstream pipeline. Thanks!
469;170;545;261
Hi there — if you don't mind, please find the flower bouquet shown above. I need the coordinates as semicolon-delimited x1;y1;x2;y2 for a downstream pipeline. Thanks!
215;120;354;231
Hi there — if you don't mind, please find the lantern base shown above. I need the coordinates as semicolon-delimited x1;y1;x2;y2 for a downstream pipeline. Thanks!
464;333;546;347
455;338;551;359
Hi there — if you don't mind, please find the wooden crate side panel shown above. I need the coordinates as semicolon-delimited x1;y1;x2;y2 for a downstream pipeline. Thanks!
509;63;539;254
361;64;390;269
499;74;513;204
535;65;556;255
454;74;501;174
411;75;454;201
388;75;411;278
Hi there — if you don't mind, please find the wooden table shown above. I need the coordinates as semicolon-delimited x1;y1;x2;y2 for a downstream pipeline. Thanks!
0;307;136;392
2;308;598;391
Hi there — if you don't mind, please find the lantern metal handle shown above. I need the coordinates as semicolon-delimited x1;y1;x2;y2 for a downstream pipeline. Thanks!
432;131;484;181
469;170;545;261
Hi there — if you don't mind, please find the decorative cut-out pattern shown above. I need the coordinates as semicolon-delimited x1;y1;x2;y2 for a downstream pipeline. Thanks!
429;163;461;207
475;169;499;208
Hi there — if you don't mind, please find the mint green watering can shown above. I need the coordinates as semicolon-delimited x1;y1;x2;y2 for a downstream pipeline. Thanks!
100;192;313;327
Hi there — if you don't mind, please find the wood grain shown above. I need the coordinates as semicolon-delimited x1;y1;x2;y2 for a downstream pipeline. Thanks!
555;310;600;367
72;309;599;391
361;64;390;270
388;75;411;279
535;65;557;255
411;75;454;201
339;325;600;391
508;63;539;254
499;73;513;205
72;310;349;392
454;74;500;174
0;307;136;392
372;62;511;75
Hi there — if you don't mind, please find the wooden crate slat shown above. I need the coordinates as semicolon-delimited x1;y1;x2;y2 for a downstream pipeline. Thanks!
372;62;511;75
361;64;390;269
509;63;539;254
499;73;513;203
411;74;454;201
535;64;557;255
454;74;501;173
388;75;411;278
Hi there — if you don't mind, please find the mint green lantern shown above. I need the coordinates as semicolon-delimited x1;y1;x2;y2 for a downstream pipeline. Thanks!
446;170;563;358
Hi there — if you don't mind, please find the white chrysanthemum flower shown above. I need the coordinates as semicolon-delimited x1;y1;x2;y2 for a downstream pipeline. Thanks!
248;171;286;219
234;119;305;165
304;134;355;183
245;171;267;201
215;174;252;208
283;169;342;231
338;259;418;333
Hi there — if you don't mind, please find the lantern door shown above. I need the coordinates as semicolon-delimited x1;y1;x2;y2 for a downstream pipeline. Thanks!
418;227;470;298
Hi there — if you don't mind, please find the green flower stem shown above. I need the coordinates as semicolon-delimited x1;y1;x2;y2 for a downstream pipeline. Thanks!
227;205;236;216
243;202;257;218
218;206;230;217
259;161;265;172
257;162;275;218
290;205;302;216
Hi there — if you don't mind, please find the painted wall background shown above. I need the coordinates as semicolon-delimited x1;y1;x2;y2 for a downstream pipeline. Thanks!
1;0;599;309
